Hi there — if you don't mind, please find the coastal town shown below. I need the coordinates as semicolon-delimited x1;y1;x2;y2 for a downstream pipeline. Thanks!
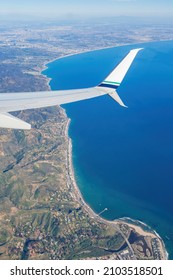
0;19;171;260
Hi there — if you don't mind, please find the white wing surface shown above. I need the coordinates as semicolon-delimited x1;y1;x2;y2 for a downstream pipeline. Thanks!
0;48;143;129
101;48;143;88
0;87;108;113
0;113;31;130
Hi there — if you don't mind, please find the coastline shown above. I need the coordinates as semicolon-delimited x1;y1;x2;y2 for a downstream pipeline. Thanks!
41;56;168;260
39;38;173;83
64;115;168;260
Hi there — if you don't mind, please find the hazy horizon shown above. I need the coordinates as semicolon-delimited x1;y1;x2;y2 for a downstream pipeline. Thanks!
0;0;173;22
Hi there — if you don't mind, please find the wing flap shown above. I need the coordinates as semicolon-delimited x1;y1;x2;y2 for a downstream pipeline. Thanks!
0;113;31;130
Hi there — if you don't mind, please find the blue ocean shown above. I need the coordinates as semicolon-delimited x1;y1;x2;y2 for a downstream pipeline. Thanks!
43;41;173;259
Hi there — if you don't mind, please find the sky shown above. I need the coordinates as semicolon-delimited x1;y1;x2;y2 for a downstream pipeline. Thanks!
0;0;173;20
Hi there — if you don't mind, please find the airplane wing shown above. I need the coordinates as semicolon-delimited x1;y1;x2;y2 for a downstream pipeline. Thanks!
0;48;143;129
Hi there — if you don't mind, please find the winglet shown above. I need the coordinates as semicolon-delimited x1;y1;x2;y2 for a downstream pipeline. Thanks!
100;48;143;89
0;113;31;130
99;48;143;107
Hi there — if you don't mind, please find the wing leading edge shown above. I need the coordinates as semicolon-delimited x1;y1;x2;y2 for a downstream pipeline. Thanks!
0;48;143;129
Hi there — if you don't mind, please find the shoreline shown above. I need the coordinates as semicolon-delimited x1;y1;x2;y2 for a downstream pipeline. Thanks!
39;38;173;82
64;116;168;260
41;53;168;260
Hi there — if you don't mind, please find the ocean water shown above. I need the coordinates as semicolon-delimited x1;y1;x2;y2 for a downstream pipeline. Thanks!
43;41;173;259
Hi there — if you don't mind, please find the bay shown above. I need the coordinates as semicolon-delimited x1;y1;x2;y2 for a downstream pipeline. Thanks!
43;41;173;259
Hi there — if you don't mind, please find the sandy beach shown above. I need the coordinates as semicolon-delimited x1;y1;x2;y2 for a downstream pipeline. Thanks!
64;116;168;260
